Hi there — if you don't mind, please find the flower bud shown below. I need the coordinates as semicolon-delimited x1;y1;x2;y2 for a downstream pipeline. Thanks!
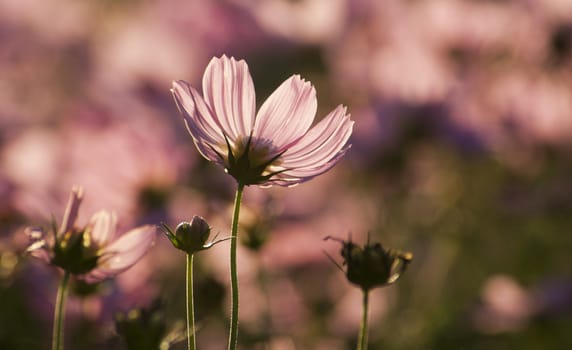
162;216;214;255
326;236;413;291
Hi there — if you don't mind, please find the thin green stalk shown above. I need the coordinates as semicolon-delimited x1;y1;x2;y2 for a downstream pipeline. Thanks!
52;271;71;350
228;182;245;350
357;289;370;350
186;253;196;350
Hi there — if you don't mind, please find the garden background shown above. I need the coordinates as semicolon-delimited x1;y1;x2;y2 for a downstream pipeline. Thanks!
1;0;572;349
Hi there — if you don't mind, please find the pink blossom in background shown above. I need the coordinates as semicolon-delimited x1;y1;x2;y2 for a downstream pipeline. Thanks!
235;0;347;44
171;55;354;187
329;0;572;151
1;103;190;224
473;275;535;334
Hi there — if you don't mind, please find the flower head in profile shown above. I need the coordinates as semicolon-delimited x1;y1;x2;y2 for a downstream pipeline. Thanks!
325;235;413;291
25;186;156;283
171;55;354;187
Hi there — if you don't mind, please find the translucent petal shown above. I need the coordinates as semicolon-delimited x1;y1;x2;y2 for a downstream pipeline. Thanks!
202;56;256;140
171;80;226;163
88;210;118;247
83;225;156;283
280;105;353;170
253;75;317;150
58;186;83;237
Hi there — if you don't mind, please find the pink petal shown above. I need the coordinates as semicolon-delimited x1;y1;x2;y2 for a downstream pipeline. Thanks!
28;247;53;264
279;148;350;183
281;105;353;167
171;80;226;163
58;186;83;237
253;75;317;150
83;225;156;283
202;56;256;141
88;210;118;247
25;227;53;263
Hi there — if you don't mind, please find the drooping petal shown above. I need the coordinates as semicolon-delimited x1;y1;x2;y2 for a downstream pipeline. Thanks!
276;147;350;185
58;186;83;237
171;80;226;163
279;105;353;171
253;75;317;151
25;227;53;264
202;56;256;141
88;210;118;247
82;225;156;283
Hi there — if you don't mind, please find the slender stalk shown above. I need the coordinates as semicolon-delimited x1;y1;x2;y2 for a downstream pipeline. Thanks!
228;182;245;350
52;271;71;350
357;289;370;350
186;253;196;350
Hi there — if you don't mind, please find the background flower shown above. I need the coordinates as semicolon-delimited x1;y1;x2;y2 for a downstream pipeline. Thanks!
25;187;156;282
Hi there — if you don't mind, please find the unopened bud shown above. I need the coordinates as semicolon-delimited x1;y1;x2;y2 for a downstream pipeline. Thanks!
325;236;412;291
162;216;219;255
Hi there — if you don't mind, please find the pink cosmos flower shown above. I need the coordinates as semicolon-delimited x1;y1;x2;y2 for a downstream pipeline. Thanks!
26;186;156;283
171;55;354;187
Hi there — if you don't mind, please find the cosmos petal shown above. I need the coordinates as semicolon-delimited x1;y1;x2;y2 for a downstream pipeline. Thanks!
58;186;83;237
82;225;156;283
253;75;317;151
171;80;226;163
280;105;353;169
88;210;118;247
25;227;53;264
202;56;256;141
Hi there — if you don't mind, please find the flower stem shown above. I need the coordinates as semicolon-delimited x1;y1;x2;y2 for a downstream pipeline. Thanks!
186;253;196;350
228;182;245;350
357;289;370;350
52;271;70;350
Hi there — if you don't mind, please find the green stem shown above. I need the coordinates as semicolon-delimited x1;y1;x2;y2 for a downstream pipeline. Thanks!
186;253;196;350
357;289;370;350
228;182;245;350
52;271;70;350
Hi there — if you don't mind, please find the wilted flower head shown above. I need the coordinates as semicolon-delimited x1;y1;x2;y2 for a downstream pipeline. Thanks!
25;186;156;283
162;215;226;255
171;55;354;187
325;235;413;291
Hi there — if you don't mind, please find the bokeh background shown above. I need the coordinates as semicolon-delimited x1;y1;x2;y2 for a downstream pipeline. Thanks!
1;0;572;349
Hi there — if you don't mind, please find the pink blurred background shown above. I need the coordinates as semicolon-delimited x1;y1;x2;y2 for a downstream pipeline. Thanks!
1;0;572;349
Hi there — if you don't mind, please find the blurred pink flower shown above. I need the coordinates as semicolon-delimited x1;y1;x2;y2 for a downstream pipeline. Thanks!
472;274;535;334
171;55;354;187
236;0;347;44
26;186;156;283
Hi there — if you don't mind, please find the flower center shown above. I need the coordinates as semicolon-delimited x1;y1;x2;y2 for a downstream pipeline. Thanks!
53;229;101;275
222;135;285;185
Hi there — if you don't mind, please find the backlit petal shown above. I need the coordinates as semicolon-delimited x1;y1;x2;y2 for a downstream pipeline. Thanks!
202;56;256;140
83;225;156;283
25;227;53;264
58;186;83;237
280;105;353;169
171;80;226;163
88;210;118;247
253;75;317;150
